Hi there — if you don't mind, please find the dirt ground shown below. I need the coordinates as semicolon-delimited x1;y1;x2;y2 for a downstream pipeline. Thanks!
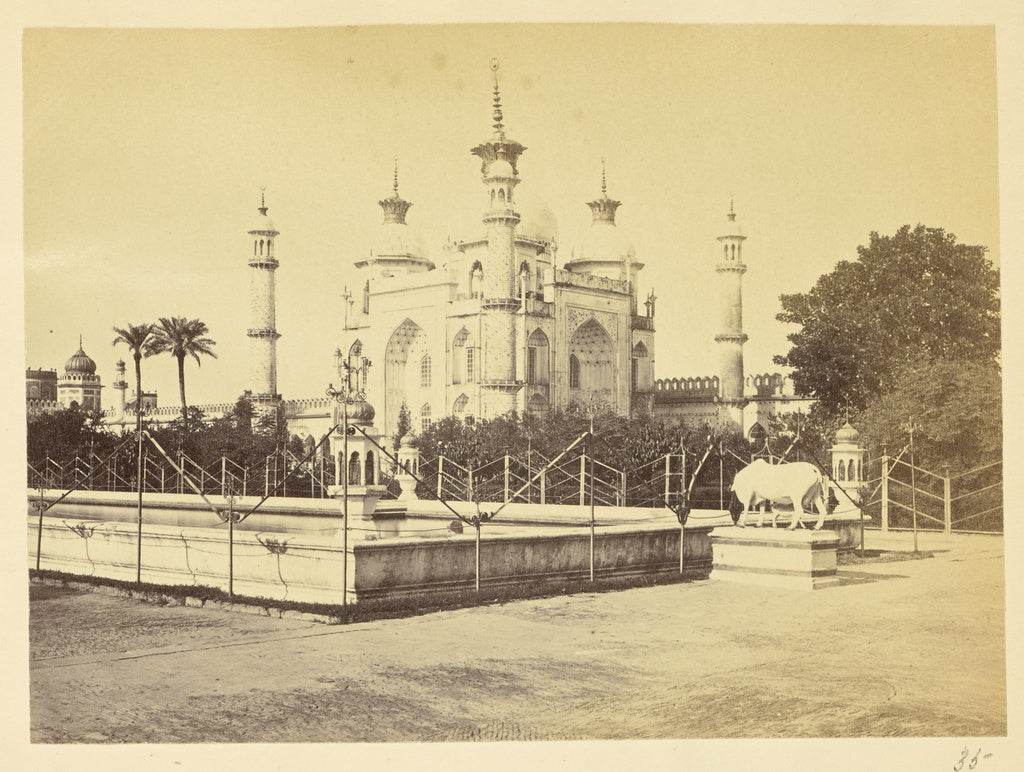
28;531;1007;745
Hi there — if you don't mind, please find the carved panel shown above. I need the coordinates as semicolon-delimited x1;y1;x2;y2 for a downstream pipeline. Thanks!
567;306;617;345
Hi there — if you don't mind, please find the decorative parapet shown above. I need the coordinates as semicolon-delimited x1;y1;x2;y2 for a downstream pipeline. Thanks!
27;399;62;415
653;376;720;403
551;268;630;296
631;315;654;331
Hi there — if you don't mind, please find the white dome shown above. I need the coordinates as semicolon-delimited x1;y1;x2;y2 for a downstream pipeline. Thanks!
518;200;559;242
578;220;635;262
249;212;277;234
487;159;515;178
377;220;425;258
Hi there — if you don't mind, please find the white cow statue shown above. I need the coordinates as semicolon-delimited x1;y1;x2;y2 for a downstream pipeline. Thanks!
730;459;827;530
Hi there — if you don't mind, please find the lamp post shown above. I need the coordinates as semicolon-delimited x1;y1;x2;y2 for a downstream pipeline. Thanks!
326;348;371;614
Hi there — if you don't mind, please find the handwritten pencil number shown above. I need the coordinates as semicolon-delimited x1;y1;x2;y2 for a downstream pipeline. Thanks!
954;747;989;771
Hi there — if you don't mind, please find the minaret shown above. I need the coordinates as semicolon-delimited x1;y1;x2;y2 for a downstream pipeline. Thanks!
714;200;748;429
113;359;128;417
469;60;526;417
246;190;282;420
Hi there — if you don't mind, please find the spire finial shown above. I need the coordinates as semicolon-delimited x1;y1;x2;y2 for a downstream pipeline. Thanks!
727;197;736;222
601;157;607;197
259;186;268;216
490;58;504;138
79;334;83;350
393;158;399;195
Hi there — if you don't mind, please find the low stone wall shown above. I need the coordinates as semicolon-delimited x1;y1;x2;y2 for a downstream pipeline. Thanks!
352;525;713;602
29;518;351;605
28;515;713;606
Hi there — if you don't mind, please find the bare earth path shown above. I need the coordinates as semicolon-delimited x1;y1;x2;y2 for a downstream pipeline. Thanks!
29;532;1006;743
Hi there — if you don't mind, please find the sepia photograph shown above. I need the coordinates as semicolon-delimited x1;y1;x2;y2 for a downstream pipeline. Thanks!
8;3;1022;769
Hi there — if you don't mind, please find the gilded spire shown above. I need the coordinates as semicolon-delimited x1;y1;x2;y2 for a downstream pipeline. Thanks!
587;158;621;224
490;59;504;138
379;163;412;224
470;59;526;175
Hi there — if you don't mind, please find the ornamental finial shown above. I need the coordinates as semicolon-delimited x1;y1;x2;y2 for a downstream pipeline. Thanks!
259;186;268;216
490;59;504;138
728;196;736;221
601;157;607;197
393;158;399;195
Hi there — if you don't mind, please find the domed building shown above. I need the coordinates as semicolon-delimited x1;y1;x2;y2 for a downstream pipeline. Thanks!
337;67;656;435
57;338;103;411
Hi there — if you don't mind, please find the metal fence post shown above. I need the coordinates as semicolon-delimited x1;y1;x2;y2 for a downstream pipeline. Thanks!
504;454;510;504
880;452;889;534
437;456;444;500
943;464;952;535
579;454;586;506
540;469;546;504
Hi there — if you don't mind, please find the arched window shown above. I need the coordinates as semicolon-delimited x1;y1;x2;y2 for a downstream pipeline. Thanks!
420;403;432;432
527;329;549;385
569;355;581;390
836;461;846;481
420;355;431;388
452;329;473;385
348;451;361;486
498;188;505;206
267;239;273;256
466;348;475;383
365;451;375;485
848;459;856;481
453;393;469;414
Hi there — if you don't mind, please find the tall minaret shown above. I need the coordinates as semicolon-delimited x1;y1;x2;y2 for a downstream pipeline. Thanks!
714;200;748;429
469;60;526;417
113;359;128;417
246;190;282;419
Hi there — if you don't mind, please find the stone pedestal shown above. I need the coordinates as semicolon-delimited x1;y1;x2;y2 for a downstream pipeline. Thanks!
327;485;386;518
711;527;839;590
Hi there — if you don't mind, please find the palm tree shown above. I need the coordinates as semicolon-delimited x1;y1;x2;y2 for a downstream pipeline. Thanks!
113;322;157;584
149;317;218;420
113;323;158;420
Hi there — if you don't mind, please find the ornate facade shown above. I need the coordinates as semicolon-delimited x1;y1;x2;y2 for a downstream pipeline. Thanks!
339;71;655;436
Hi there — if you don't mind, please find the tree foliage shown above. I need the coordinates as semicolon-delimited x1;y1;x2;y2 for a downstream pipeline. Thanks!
148;316;217;421
859;357;1002;473
774;224;1000;415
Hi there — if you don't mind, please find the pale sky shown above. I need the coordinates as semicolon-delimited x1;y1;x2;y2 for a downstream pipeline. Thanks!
22;24;1001;410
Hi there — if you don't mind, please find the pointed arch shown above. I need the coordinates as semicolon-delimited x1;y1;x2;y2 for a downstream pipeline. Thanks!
420;403;432;432
420;354;432;388
453;393;469;415
452;327;476;385
568;318;614;400
527;392;548;416
365;451;376;485
348;451;361;486
384;318;425;435
527;328;550;385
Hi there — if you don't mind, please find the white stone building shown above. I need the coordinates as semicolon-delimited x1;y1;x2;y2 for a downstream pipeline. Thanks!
337;74;656;436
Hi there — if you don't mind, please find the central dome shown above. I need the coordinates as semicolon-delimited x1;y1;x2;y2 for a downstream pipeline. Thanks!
64;345;97;375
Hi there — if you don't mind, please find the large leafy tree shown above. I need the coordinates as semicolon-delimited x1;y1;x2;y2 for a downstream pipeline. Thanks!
774;224;1000;415
149;317;217;421
859;357;1002;473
